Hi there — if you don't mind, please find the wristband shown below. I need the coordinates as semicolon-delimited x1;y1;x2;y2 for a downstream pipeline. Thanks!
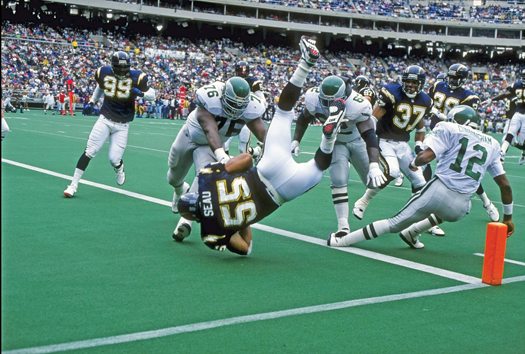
409;159;418;169
502;202;513;216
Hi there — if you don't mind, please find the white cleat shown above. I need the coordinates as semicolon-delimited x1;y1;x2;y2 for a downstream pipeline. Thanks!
323;99;346;139
115;164;126;186
426;225;445;237
399;229;425;249
352;198;369;220
299;35;319;67
484;202;500;222
172;182;190;214
394;174;404;187
327;232;342;247
173;220;192;242
63;184;77;198
499;151;505;164
519;152;525;165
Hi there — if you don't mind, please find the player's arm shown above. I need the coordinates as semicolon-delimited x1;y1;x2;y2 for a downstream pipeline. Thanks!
245;117;267;142
409;147;436;171
357;118;386;188
224;153;253;173
227;226;253;255
291;109;314;156
371;105;386;122
89;85;104;105
196;106;226;161
414;119;426;153
493;174;514;237
356;118;379;163
483;89;513;105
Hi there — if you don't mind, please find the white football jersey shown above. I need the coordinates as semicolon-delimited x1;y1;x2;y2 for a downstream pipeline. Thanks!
186;81;265;145
304;88;373;143
423;122;504;195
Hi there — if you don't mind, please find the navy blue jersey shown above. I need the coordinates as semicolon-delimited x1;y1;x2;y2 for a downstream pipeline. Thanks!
359;87;377;107
505;81;525;113
94;66;149;123
428;81;480;129
504;96;517;120
197;163;279;249
246;76;263;93
376;83;433;142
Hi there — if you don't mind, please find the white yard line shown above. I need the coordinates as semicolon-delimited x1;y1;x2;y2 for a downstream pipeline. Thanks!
473;253;525;266
3;276;524;354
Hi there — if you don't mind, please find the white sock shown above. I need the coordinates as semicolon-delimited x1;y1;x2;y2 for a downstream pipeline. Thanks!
289;61;312;88
478;192;490;208
360;188;380;204
332;187;349;231
338;220;390;246
320;134;336;154
71;168;84;187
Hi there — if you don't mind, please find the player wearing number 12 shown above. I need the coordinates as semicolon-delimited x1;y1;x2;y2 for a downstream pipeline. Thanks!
63;51;155;197
328;105;514;249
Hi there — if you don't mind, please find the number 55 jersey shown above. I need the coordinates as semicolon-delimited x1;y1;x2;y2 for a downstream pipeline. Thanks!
424;122;504;195
197;162;279;241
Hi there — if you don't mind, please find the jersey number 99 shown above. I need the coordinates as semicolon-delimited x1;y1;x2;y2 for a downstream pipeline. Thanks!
104;77;132;99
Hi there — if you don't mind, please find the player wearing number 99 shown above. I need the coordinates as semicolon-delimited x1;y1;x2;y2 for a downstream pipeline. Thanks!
328;105;514;249
291;75;385;239
351;66;443;233
168;76;267;241
63;51;155;197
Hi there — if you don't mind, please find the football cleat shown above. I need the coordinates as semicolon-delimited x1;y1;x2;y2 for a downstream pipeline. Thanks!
519;152;525;165
63;184;77;198
173;220;192;242
426;225;445;237
172;182;190;214
484;202;500;222
323;99;346;138
299;35;319;67
114;164;126;186
333;228;350;238
394;174;404;187
352;197;369;220
327;232;340;247
399;229;424;249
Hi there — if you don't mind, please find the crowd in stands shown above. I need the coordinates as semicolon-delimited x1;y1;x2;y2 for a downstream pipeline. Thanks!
2;21;521;128
133;0;525;24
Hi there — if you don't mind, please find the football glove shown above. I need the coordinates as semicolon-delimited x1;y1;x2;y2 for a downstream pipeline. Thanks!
430;107;446;121
299;36;319;68
481;98;492;106
132;88;144;97
214;147;231;164
291;140;300;157
367;162;387;188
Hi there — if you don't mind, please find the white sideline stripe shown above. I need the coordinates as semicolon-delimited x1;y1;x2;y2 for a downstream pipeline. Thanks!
3;276;524;354
1;159;171;207
473;253;525;266
2;159;521;282
254;224;481;284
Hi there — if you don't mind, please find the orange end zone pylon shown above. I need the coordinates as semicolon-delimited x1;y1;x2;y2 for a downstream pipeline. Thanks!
482;222;508;285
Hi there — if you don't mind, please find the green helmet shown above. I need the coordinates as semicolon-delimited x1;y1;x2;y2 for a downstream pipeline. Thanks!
319;76;346;109
447;105;478;126
221;77;251;120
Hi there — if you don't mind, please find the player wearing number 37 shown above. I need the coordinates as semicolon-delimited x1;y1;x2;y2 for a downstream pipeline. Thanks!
328;105;514;250
63;51;155;197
